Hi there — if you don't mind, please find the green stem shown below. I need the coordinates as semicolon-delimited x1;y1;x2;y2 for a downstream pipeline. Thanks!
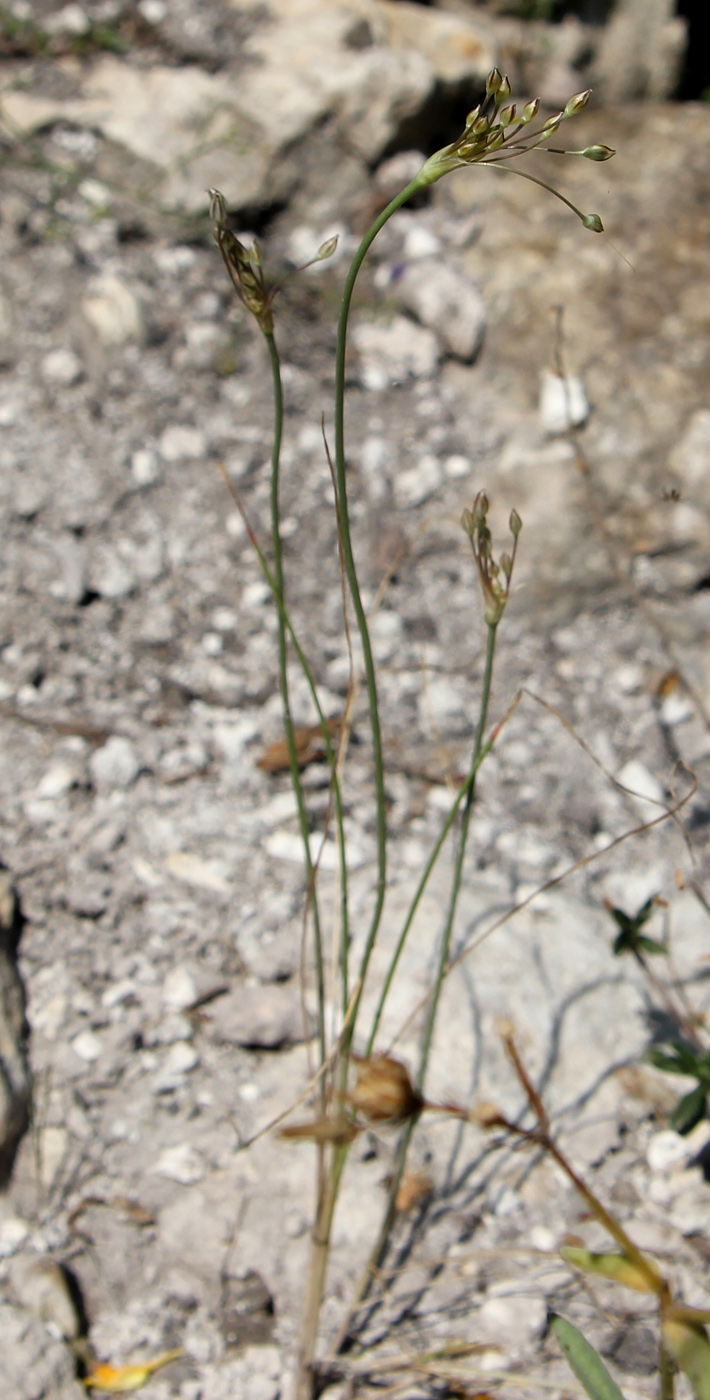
339;623;500;1345
333;174;425;1050
266;330;327;1075
417;621;498;1088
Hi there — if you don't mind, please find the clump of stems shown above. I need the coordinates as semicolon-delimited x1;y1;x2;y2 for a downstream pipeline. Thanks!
209;67;613;1400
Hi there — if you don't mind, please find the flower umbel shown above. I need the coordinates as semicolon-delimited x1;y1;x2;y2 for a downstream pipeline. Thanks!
209;188;274;335
416;69;613;232
462;492;522;627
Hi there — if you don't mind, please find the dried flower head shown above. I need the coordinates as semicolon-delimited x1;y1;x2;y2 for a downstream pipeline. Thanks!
351;1054;423;1124
414;70;612;233
209;188;274;335
461;493;522;627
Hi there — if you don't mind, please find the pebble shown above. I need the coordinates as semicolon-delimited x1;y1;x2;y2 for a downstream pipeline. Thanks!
162;966;198;1012
82;275;144;345
152;1142;205;1185
418;674;468;729
444;453;473;478
358;434;390;502
89;736;141;790
616;759;665;815
206;985;307;1049
89;545;136;600
131;447;161;485
71;1029;102;1063
153;1042;200;1092
397;261;486;362
44;4;91;36
35;762;80;800
50;532;87;604
0;1214;29;1258
159;424;208;462
164;852;231;895
669;409;710;497
394;452;443;507
539;370;589;435
40;348;83;386
352;315;439;390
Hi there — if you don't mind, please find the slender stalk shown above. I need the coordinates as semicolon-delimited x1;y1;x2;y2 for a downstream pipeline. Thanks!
296;1142;349;1400
333;176;426;1050
338;623;500;1347
266;330;327;1074
417;621;498;1088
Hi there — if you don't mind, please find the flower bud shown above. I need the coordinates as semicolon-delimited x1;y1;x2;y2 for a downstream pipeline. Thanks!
351;1054;423;1124
580;144;615;161
582;212;604;233
315;234;339;261
496;76;512;104
498;105;517;128
564;89;591;117
509;508;522;537
486;69;503;98
521;98;540;123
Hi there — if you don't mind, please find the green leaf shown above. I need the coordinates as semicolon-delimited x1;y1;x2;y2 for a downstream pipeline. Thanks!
648;1041;704;1076
550;1315;627;1400
671;1083;708;1135
637;936;667;955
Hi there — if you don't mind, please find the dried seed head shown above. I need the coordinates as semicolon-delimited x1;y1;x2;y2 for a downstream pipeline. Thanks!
471;1100;505;1129
208;187;274;335
351;1054;423;1124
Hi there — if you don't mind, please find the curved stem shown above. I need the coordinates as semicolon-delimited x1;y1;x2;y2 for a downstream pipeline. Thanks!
333;175;425;1050
266;330;327;1074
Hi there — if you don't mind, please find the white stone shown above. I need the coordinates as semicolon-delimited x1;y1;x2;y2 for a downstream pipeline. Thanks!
539;371;589;435
164;852;231;894
162;966;198;1013
0;400;18;427
153;1042;200;1091
352;315;440;389
660;690;694;726
0;1214;29;1259
647;1129;693;1173
89;736;141;790
41;348;83;386
159;424;208;462
402;224;442;260
152;1142;204;1185
397;261;486;361
71;1029;102;1063
394;453;443;507
45;4;91;36
131;448;161;485
138;0;166;21
35;762;79;799
78;178;111;207
445;453;473;479
82;275;143;345
617;759;665;815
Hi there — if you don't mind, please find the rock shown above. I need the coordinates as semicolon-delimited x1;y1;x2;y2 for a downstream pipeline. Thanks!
380;0;496;87
159;424;208;462
0;871;30;1187
0;1302;85;1400
669;409;710;503
394;453;444;508
81;275;144;346
539;371;590;436
206;985;308;1050
130;448;161;486
396;262;486;362
49;534;87;605
9;1255;81;1340
352;314;440;389
71;1029;102;1063
162;966;198;1013
41;348;83;387
616;759;665;817
153;1041;200;1092
0;288;14;367
89;736;141;790
44;4;91;36
594;0;687;102
152;1141;205;1185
